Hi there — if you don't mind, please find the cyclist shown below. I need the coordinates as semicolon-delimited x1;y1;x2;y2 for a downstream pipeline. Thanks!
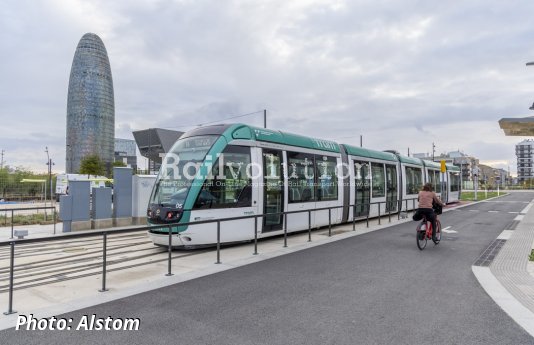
414;183;444;241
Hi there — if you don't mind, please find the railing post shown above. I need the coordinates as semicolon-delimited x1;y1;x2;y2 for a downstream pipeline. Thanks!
283;213;288;248
166;226;173;276
366;203;369;228
352;204;356;231
328;208;332;237
53;207;57;235
3;241;17;315
11;209;14;239
99;232;108;292
308;209;312;242
388;206;392;223
413;199;415;213
378;202;381;225
215;221;221;264
253;216;258;255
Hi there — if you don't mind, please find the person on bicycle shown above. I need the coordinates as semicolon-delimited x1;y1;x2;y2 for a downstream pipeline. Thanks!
414;183;444;241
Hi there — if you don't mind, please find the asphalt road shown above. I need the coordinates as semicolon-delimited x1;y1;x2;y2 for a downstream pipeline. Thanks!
2;192;534;345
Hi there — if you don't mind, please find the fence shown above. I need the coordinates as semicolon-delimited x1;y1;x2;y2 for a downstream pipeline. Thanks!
0;198;418;315
0;206;58;239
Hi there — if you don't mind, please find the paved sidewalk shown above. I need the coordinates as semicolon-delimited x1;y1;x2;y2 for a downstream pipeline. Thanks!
473;197;534;337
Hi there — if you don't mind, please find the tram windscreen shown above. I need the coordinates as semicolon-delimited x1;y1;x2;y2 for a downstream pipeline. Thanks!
149;135;218;207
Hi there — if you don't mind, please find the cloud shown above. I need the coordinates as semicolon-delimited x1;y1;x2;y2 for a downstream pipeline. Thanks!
1;0;534;176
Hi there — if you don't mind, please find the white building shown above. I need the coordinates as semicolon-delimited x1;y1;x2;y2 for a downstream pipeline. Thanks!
516;139;534;182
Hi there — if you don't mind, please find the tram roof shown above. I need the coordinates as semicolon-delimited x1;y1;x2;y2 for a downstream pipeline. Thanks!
226;124;341;153
342;145;398;162
397;155;423;166
422;160;442;169
446;164;460;172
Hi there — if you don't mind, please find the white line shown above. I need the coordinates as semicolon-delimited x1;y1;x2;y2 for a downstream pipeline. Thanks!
472;266;534;338
488;211;499;213
508;212;520;214
520;202;534;215
469;210;479;212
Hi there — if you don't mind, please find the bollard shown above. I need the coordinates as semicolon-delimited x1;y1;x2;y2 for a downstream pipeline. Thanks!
99;233;109;292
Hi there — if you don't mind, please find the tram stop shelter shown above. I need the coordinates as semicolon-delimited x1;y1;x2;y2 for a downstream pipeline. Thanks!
499;116;534;136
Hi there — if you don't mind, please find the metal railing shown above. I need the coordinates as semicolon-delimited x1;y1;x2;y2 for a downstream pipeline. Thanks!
0;198;418;315
1;206;57;239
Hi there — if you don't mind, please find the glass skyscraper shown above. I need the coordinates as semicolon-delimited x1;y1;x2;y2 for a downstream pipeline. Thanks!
66;33;114;174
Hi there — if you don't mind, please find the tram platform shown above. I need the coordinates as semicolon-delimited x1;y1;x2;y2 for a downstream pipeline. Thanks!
0;194;533;338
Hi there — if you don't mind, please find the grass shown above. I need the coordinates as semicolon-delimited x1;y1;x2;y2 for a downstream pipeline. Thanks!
0;213;59;226
530;250;534;262
460;191;504;201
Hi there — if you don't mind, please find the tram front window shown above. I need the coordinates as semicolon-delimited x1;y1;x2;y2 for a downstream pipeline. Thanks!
148;135;218;222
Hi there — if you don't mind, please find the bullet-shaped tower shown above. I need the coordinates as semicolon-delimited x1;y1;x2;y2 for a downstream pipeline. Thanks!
66;33;114;174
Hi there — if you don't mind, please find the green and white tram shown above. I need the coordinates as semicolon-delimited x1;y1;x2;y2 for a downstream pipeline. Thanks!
147;123;459;247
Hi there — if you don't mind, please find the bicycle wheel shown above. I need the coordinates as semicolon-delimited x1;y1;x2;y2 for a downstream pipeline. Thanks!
416;222;427;250
433;219;441;244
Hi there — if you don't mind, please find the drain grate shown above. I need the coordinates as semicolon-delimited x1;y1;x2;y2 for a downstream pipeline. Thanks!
473;239;506;267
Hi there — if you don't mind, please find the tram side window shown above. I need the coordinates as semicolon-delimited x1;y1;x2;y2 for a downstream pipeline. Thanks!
371;163;385;198
405;167;422;194
194;146;252;209
451;172;460;192
428;170;440;192
316;155;338;201
288;152;315;203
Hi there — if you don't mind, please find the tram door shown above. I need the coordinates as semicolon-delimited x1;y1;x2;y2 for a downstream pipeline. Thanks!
263;150;284;232
386;165;398;212
354;161;370;217
441;173;449;203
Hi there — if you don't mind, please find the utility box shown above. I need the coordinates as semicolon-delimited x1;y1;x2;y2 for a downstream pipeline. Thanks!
113;167;133;226
59;194;73;232
91;187;113;229
132;175;156;225
70;180;91;231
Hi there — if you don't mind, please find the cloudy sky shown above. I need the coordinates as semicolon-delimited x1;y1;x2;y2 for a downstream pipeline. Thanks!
2;0;534;175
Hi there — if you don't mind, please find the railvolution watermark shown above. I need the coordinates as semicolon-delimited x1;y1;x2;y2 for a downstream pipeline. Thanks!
157;153;363;181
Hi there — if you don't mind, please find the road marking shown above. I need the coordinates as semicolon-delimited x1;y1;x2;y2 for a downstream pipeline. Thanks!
469;210;479;212
520;202;534;215
441;226;457;234
508;212;520;214
514;215;524;221
488;211;499;213
497;230;514;240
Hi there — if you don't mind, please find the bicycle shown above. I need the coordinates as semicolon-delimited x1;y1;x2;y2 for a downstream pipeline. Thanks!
416;214;441;250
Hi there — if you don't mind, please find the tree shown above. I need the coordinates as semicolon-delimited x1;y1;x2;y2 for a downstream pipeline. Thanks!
79;155;106;176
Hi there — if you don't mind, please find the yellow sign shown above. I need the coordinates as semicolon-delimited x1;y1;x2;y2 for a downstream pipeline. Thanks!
440;160;446;173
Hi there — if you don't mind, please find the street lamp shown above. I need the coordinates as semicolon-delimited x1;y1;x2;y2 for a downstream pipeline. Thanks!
45;147;55;202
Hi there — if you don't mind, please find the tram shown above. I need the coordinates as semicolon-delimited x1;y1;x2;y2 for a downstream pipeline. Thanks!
147;124;461;247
